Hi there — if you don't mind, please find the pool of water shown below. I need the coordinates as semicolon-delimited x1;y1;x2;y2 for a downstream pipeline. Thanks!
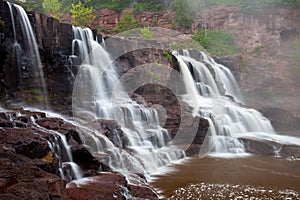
150;156;300;199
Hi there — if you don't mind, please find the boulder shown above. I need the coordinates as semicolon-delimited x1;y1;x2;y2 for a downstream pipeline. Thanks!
66;173;159;200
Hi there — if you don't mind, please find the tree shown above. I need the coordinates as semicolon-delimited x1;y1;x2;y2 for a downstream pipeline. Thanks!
70;1;95;27
43;0;62;20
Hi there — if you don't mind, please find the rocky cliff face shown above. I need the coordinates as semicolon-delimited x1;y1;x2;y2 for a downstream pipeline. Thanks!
195;6;300;55
0;0;74;113
200;6;300;132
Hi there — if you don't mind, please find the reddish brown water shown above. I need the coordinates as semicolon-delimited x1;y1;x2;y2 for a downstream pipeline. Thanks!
150;156;300;199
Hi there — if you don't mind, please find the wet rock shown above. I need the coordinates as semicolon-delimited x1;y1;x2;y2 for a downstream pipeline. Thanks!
88;119;129;148
0;128;51;159
260;107;300;132
0;145;66;199
279;145;300;159
66;173;128;200
0;109;121;198
129;184;159;200
71;145;109;177
240;138;277;156
66;173;159;200
36;117;66;130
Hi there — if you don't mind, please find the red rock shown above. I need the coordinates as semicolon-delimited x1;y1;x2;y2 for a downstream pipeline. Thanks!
0;146;66;199
66;173;127;200
129;184;159;200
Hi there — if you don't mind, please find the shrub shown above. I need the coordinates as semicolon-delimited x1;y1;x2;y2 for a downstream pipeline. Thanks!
112;11;139;33
192;30;241;56
140;27;154;39
133;1;162;13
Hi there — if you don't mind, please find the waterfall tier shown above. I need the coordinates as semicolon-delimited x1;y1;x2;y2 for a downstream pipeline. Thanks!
174;49;300;158
71;27;185;176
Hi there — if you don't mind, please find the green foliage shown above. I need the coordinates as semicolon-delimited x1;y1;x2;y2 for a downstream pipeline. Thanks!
171;38;204;51
272;0;300;8
88;0;131;10
112;11;139;33
254;46;263;57
192;30;241;56
15;0;44;13
291;40;300;77
70;1;95;27
140;27;154;39
204;0;300;11
96;25;106;33
171;0;200;29
61;0;79;12
163;52;172;61
43;0;62;20
133;1;162;13
23;88;46;103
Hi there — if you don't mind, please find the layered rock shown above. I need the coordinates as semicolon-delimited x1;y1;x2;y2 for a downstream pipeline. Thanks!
0;109;159;199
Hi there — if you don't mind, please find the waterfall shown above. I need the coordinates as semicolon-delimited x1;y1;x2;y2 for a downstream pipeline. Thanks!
71;27;185;177
173;50;300;158
6;2;48;108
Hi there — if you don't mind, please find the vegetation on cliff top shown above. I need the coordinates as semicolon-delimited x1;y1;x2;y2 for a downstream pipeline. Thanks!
112;10;140;33
15;0;300;30
192;30;240;56
42;0;62;19
70;1;96;27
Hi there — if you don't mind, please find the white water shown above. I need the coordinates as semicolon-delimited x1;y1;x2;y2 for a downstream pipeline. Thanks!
27;115;83;181
174;50;300;158
6;2;48;108
72;27;185;177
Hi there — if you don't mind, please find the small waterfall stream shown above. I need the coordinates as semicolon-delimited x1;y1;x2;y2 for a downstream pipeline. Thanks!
6;2;48;108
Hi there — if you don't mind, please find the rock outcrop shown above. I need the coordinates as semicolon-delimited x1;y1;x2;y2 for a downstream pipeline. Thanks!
0;109;159;199
0;0;103;114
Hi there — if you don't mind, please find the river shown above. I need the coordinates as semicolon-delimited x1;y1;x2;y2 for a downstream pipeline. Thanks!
151;156;300;199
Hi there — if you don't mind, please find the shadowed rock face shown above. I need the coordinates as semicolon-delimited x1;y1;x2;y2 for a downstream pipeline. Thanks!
0;0;96;114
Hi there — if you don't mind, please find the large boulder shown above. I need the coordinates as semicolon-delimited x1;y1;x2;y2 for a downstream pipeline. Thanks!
66;173;159;200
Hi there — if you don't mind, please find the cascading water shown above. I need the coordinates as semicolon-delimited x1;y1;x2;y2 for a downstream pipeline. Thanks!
23;112;83;182
174;50;300;157
6;2;48;108
71;27;185;177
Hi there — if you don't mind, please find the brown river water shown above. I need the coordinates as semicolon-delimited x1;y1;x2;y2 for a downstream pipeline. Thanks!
150;156;300;199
